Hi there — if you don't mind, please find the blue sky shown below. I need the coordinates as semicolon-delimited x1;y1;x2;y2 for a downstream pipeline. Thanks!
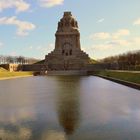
0;0;140;59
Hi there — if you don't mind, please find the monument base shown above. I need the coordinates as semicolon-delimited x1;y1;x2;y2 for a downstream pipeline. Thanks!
46;70;87;76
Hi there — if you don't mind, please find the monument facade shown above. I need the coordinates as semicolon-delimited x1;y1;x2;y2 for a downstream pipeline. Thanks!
45;12;90;71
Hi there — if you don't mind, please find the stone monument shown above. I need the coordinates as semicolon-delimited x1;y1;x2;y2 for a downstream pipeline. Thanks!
45;12;90;71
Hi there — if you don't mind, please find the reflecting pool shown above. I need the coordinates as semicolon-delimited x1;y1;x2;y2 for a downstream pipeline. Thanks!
0;76;140;140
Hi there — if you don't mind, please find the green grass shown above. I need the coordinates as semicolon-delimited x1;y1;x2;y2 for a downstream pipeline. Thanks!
0;67;8;72
0;69;33;79
34;59;45;64
95;70;140;84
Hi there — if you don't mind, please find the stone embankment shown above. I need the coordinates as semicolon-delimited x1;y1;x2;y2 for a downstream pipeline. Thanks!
46;70;87;76
96;75;140;90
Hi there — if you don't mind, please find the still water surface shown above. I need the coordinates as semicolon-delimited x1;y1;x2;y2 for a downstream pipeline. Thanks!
0;76;140;140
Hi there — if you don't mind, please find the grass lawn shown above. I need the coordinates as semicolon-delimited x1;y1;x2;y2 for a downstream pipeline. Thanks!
0;67;33;79
95;70;140;84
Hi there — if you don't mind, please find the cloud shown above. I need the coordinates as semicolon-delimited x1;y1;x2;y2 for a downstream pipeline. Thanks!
39;43;54;53
34;43;54;58
25;43;54;59
33;43;54;52
97;18;104;23
0;16;36;36
133;18;140;25
89;31;139;53
88;27;139;58
130;37;140;45
89;29;136;55
92;40;130;51
91;37;140;52
90;29;130;40
40;0;64;7
90;32;110;40
92;44;113;51
112;29;130;39
0;0;30;12
106;39;130;46
84;34;140;59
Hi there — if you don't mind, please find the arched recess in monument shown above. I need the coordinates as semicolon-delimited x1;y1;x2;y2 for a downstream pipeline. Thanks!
62;43;73;56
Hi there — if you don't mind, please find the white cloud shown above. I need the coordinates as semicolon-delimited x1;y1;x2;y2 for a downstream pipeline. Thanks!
89;29;137;55
25;43;54;59
106;39;130;46
90;29;130;40
35;44;54;52
43;43;54;53
28;43;54;53
112;29;130;39
90;32;111;40
97;18;104;23
91;37;140;52
0;0;30;12
133;18;140;25
130;37;140;45
84;34;140;59
92;44;113;51
40;0;64;7
92;40;130;51
0;16;36;36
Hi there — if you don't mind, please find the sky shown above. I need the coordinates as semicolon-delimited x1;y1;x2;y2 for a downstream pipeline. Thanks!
0;0;140;59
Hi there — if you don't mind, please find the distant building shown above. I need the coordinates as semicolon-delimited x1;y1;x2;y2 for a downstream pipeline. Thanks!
45;12;90;71
0;64;20;72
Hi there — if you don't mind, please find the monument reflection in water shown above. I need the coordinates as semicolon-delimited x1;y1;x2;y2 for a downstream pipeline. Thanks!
57;77;80;135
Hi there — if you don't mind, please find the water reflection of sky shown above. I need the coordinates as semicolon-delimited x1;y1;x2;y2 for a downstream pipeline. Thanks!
0;76;140;140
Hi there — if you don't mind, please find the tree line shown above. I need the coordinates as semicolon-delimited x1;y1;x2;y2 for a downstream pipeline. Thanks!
0;55;40;64
99;50;140;70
